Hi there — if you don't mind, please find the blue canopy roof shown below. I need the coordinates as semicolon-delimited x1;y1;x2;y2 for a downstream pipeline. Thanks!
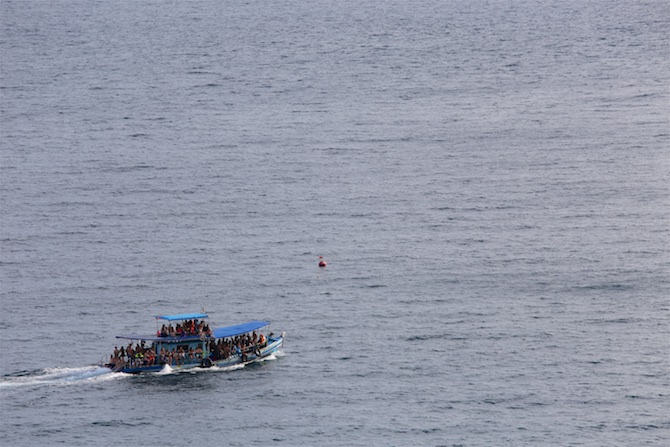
116;320;270;342
212;321;270;339
156;312;208;321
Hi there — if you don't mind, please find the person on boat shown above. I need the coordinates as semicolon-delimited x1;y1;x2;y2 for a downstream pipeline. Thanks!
134;350;144;365
159;348;168;365
148;351;155;366
126;344;135;364
259;333;266;347
108;353;123;369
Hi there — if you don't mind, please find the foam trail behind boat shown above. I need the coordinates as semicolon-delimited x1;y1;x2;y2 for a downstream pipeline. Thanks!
0;366;123;389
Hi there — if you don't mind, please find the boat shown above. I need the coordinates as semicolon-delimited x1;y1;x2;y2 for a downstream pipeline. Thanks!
103;312;284;374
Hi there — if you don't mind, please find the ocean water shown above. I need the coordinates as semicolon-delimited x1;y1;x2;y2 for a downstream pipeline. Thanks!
1;0;668;445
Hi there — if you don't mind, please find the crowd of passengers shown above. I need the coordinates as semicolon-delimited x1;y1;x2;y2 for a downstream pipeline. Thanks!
209;332;267;362
107;331;268;369
108;340;157;369
157;319;212;338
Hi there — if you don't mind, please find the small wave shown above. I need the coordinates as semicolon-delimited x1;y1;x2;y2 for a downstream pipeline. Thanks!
154;364;174;375
258;352;280;362
213;363;246;372
573;283;634;291
406;333;460;342
185;363;246;374
91;420;151;427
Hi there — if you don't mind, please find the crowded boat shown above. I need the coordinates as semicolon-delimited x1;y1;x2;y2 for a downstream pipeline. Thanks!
103;312;284;373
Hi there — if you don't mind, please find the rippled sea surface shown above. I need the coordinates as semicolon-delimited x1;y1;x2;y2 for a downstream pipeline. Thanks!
1;0;668;445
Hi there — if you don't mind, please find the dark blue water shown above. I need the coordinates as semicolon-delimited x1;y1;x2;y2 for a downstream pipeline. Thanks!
1;0;668;445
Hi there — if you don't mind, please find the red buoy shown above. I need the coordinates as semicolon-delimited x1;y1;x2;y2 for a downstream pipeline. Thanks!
318;256;327;267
